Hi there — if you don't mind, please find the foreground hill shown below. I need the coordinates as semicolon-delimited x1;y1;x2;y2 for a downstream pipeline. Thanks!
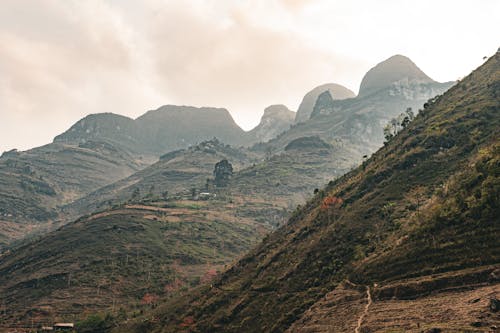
0;141;146;249
0;202;268;327
118;52;499;332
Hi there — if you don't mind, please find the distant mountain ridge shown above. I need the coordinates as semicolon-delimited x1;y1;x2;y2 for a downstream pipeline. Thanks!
55;105;248;158
258;55;455;155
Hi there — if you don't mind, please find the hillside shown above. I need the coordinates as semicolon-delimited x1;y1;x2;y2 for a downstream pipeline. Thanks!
117;51;499;332
0;136;359;327
0;203;268;327
258;55;455;155
0;141;146;249
62;139;256;221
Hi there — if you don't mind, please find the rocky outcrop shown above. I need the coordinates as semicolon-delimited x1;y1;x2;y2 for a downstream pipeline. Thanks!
295;83;355;123
310;90;336;119
247;105;295;143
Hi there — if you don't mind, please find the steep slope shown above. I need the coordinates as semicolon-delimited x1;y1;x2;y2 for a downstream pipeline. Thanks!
0;141;145;249
260;55;455;155
55;105;249;158
119;52;499;332
294;83;356;123
247;105;295;143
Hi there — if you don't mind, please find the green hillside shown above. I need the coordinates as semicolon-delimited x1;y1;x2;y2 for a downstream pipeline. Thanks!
117;53;499;333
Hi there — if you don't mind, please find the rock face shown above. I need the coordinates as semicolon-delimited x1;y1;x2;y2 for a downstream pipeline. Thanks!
55;105;248;158
247;105;295;143
358;54;435;97
295;83;356;123
310;90;335;119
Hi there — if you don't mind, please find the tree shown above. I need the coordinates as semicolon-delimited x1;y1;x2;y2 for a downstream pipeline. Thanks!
162;190;169;201
131;188;140;202
383;108;416;142
214;160;233;187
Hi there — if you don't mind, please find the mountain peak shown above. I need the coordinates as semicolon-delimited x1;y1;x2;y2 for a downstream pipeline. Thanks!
295;83;356;123
359;55;435;97
247;105;295;143
262;104;295;119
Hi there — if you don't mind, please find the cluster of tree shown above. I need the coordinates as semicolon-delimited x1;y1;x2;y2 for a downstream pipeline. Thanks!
383;107;415;142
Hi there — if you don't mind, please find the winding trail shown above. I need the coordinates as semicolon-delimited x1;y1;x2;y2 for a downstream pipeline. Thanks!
355;286;372;333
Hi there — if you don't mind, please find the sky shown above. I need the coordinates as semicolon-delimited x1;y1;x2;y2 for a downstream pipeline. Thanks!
0;0;498;152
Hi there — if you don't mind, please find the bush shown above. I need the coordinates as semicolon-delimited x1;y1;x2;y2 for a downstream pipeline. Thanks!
76;314;115;333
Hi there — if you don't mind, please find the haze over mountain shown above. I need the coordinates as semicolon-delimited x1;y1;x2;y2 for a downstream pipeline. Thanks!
2;1;498;153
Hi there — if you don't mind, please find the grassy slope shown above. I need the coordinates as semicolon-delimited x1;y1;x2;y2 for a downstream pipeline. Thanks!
0;202;268;327
0;141;146;248
118;54;499;332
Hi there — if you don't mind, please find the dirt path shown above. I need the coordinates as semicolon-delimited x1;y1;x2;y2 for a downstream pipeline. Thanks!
355;286;372;333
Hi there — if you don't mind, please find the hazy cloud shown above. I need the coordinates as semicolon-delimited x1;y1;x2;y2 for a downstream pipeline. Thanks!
0;0;498;152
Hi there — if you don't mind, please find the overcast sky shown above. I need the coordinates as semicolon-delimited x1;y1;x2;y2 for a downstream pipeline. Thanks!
1;0;498;152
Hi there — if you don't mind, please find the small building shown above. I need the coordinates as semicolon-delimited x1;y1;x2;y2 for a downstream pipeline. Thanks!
198;192;216;200
53;323;74;331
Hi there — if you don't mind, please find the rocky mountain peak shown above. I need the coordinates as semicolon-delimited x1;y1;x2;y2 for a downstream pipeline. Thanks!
295;83;356;123
359;54;435;97
310;90;335;118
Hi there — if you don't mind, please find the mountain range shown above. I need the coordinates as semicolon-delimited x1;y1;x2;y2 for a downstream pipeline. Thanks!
2;52;496;333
